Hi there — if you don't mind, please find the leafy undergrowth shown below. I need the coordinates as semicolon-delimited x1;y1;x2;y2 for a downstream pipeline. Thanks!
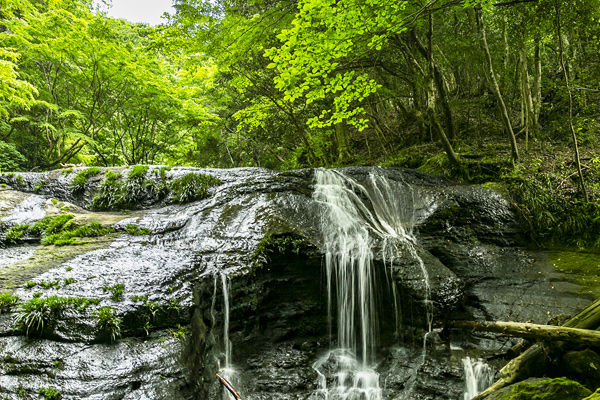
90;166;222;210
382;139;600;249
4;214;114;246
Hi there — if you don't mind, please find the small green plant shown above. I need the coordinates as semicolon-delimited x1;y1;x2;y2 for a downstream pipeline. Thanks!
103;284;125;301
63;278;75;285
24;281;36;289
61;168;72;175
5;224;28;243
69;167;101;195
65;267;72;271
93;306;121;342
125;224;152;235
169;173;222;204
0;292;19;312
131;294;148;302
13;296;100;337
33;292;42;298
15;175;25;186
38;386;61;400
42;221;113;246
169;324;186;339
38;280;60;289
14;296;66;337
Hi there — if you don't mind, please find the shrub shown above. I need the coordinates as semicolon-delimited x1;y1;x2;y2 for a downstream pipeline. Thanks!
0;292;19;312
0;141;26;172
38;387;61;400
169;173;222;204
69;167;101;195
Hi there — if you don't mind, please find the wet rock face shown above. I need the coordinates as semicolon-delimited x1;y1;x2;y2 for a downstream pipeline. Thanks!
0;166;593;400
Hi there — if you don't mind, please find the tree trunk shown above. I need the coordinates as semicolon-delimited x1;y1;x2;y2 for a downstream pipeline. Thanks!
410;29;456;142
532;35;542;126
425;15;460;166
519;44;536;148
556;2;588;201
475;7;519;163
450;320;600;347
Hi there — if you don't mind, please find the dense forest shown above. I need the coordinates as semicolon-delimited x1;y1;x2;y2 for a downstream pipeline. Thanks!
1;0;599;246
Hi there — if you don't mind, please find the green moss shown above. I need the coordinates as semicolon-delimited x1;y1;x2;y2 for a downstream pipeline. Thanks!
103;283;124;301
38;387;61;400
169;173;222;204
69;167;101;195
5;224;27;243
93;306;121;342
497;377;591;400
549;251;600;297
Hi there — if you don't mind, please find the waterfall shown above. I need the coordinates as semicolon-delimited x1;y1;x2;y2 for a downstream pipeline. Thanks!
312;169;435;400
218;272;237;399
462;357;494;400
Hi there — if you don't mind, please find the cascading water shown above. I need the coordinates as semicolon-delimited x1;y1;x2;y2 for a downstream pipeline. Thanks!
312;169;436;400
462;357;495;400
218;272;237;399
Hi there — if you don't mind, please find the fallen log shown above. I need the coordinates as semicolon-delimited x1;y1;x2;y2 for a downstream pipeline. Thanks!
450;320;600;346
471;298;600;399
216;373;243;400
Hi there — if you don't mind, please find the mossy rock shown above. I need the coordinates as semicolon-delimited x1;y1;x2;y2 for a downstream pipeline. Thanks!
487;377;592;400
561;349;600;391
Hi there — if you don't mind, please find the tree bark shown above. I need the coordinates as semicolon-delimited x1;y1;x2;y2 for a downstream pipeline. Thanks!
475;7;519;163
555;2;588;201
532;35;542;126
450;320;600;346
410;29;456;142
519;44;537;148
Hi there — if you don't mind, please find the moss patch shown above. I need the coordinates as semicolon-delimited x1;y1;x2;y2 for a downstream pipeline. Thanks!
491;377;592;400
549;251;600;298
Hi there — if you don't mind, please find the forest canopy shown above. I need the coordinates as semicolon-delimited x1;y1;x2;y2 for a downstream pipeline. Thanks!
0;0;599;176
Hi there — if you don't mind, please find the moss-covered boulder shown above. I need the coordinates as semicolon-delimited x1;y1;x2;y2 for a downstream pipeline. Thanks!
561;349;600;391
487;377;592;400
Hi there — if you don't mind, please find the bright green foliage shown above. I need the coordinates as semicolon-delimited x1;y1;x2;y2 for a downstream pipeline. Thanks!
69;167;101;195
0;45;37;118
93;306;121;342
169;173;222;203
125;224;152;235
102;284;125;302
42;221;113;246
0;292;19;311
266;0;408;130
14;296;67;337
0;141;27;171
38;387;62;400
4;214;113;246
91;170;123;210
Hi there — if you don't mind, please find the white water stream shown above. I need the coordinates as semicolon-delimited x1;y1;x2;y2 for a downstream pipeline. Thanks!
462;357;495;400
312;169;435;400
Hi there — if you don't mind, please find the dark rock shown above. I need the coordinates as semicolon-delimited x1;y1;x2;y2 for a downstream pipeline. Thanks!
561;349;600;391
